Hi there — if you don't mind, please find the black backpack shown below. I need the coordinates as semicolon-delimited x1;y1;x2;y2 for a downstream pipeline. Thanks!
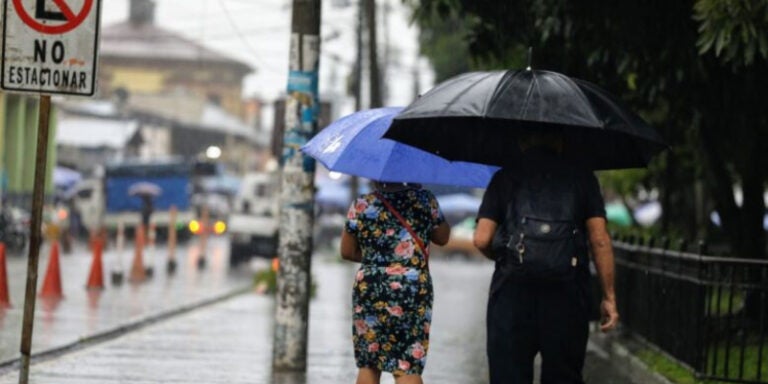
492;165;586;282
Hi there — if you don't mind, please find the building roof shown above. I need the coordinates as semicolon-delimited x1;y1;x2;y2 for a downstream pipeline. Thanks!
55;97;270;147
100;22;252;74
56;115;139;149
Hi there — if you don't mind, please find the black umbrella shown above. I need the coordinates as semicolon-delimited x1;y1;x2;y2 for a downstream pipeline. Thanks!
384;69;668;170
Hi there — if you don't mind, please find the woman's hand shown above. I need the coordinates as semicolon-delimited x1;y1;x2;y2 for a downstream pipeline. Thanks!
430;222;451;246
340;230;363;262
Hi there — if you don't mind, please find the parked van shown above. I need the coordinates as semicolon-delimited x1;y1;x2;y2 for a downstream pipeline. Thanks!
227;171;279;265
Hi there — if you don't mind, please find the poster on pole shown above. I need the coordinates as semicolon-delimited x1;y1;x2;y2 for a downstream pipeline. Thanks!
1;0;102;96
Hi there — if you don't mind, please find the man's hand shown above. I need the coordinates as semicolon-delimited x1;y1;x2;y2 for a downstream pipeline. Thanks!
600;297;619;332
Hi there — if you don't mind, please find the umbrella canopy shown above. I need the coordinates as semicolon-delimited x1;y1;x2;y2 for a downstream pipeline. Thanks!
53;166;82;189
128;182;162;197
385;69;667;170
301;107;499;188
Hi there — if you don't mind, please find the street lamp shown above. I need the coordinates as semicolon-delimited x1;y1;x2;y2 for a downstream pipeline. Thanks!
206;146;222;160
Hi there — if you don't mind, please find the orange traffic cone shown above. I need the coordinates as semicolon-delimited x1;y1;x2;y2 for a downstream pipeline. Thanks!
86;238;105;290
0;243;10;308
39;242;64;299
129;225;146;283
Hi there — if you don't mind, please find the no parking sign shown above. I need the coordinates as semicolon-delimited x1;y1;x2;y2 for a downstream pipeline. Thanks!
1;0;102;96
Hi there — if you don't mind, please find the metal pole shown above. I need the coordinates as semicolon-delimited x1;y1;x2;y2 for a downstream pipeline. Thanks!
18;95;52;384
273;0;321;372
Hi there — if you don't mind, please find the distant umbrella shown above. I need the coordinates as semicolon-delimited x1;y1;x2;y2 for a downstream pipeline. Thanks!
53;166;81;189
711;211;768;231
128;182;162;197
633;201;662;227
437;193;482;215
605;202;633;227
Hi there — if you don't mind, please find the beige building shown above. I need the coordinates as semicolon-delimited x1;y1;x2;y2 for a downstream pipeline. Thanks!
98;0;252;118
55;0;269;175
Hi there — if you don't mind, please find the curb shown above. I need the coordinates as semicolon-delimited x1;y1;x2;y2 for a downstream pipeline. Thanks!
0;285;253;375
589;332;675;384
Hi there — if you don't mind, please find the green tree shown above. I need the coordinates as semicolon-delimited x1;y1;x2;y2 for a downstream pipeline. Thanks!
410;0;768;260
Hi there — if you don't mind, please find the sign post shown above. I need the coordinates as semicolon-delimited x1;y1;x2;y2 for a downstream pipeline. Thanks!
1;1;101;382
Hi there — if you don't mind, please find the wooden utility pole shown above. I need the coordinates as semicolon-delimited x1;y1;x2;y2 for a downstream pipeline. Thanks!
366;0;383;108
349;0;365;200
273;0;321;372
18;95;51;384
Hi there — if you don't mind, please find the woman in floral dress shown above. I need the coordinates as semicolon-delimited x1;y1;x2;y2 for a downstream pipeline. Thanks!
341;182;451;384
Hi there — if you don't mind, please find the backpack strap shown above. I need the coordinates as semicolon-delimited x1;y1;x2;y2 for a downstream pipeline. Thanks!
374;192;429;264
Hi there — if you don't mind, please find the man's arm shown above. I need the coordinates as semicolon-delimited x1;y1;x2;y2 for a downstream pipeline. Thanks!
586;217;619;332
340;230;362;262
474;218;498;260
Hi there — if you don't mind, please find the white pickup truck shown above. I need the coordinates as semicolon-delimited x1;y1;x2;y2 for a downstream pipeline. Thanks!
227;172;280;266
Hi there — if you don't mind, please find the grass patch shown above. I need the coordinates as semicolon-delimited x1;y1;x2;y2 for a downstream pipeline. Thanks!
707;288;745;317
637;342;768;384
253;266;317;297
707;343;768;382
636;349;702;384
253;268;278;293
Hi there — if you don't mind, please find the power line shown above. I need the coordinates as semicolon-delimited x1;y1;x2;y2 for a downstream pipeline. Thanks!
215;0;283;75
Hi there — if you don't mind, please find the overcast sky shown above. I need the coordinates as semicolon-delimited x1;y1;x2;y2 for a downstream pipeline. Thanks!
99;0;433;117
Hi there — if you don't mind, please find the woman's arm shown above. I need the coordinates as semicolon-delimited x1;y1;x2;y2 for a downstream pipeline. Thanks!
430;221;451;246
340;229;362;262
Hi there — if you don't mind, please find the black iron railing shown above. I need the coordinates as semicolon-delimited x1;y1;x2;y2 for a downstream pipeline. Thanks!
613;237;768;383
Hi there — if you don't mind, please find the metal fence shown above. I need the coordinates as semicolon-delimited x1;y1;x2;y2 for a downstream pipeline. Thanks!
614;237;768;383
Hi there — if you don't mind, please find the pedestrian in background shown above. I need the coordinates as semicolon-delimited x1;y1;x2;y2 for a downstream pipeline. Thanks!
474;132;620;384
140;194;154;228
341;181;450;384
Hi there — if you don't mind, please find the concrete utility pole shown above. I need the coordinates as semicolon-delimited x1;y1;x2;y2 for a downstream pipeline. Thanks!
273;0;322;372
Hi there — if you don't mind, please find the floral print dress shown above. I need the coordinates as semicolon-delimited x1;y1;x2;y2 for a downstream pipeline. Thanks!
345;188;445;376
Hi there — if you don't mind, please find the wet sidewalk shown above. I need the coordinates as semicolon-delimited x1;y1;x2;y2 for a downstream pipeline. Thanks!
0;256;635;383
0;237;252;366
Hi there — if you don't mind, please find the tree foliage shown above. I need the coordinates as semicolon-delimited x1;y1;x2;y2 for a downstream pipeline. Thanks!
410;0;768;259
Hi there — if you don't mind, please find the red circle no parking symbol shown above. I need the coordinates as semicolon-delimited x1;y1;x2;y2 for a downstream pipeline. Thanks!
13;0;94;35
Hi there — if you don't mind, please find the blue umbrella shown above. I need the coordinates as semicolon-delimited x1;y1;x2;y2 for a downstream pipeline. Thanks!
301;107;499;188
437;193;483;215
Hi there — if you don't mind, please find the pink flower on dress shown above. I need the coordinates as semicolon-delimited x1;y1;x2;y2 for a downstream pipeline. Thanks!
354;305;363;313
411;343;425;359
386;229;395;236
368;343;380;352
395;241;414;258
354;319;368;335
355;199;368;213
389;282;403;290
356;270;364;281
385;265;407;275
387;306;404;317
398;360;411;371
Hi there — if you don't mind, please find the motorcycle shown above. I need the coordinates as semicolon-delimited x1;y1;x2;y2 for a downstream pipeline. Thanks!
0;207;29;253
